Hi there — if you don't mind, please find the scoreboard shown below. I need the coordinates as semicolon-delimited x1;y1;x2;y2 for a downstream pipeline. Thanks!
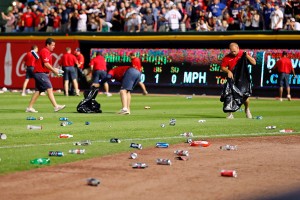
90;48;300;88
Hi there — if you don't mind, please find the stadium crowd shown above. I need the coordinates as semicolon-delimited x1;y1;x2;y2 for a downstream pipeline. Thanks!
1;0;300;33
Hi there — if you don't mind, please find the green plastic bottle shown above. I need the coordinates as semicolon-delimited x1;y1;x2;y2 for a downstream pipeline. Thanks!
30;158;50;165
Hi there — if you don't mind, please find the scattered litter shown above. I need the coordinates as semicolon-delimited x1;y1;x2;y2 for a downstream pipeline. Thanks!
27;125;42;130
190;140;210;147
221;170;237;178
87;178;100;186
156;158;171;165
130;153;138;159
156;142;169;148
132;162;148;169
130;143;142;150
220;145;238;151
0;133;7;140
74;140;92;146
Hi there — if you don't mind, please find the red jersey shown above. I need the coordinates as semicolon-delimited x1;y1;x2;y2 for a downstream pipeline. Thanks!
22;12;34;27
221;51;244;71
90;55;107;71
131;57;142;72
53;15;61;29
60;53;77;67
34;47;52;73
75;53;85;69
108;66;131;82
274;57;294;74
24;51;36;67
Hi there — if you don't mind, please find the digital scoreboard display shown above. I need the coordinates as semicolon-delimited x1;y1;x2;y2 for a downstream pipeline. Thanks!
90;48;300;88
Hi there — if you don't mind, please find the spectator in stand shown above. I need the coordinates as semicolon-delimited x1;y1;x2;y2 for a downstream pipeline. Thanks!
22;7;35;32
60;47;80;96
291;0;300;21
270;3;283;31
77;9;87;32
53;12;61;32
127;11;142;32
251;8;260;30
69;9;79;32
208;0;227;21
190;0;201;30
60;4;71;32
106;0;116;23
196;18;210;31
177;2;188;32
21;45;38;96
229;1;242;30
1;11;15;32
111;10;123;32
290;17;300;30
263;2;274;30
165;4;182;32
89;52;112;97
142;8;156;32
46;8;55;33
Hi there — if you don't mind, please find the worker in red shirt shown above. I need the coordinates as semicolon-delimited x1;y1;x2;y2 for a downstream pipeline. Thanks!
22;8;35;32
271;51;297;101
90;52;112;96
59;47;80;96
130;52;148;95
221;42;256;119
99;64;141;115
26;38;66;113
21;45;38;96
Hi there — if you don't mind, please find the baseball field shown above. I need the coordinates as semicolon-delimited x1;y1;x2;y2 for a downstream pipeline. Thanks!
0;90;299;200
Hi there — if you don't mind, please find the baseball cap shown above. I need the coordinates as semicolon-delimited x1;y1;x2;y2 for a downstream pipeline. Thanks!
290;18;296;22
75;48;80;52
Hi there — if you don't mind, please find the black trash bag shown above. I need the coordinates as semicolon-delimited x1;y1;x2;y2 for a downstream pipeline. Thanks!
77;87;102;113
233;52;252;99
220;78;244;113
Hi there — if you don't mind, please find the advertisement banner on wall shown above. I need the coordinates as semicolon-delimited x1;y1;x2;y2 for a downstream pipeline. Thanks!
0;39;79;89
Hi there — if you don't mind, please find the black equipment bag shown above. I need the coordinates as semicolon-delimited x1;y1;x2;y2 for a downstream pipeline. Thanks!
77;87;102;113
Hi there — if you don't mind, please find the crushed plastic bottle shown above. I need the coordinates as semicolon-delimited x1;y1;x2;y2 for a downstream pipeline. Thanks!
59;117;68;121
30;158;50;165
130;143;142;150
59;134;73;138
220;145;238;151
69;149;85;154
279;129;294;133
174;150;189;156
132;162;148;169
73;140;92;146
266;126;277;130
26;116;36;120
156;158;172;165
180;132;193;137
87;178;100;186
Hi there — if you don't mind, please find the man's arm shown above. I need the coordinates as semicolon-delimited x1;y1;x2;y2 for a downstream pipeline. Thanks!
221;66;233;79
245;52;256;65
44;62;59;76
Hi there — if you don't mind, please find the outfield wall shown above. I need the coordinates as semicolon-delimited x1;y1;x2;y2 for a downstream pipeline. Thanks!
0;33;299;97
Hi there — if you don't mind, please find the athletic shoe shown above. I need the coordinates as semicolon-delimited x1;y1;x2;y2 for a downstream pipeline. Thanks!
76;90;80;96
143;91;148;95
106;93;112;97
287;95;291;101
21;93;26;96
40;92;46;96
26;107;38;113
245;109;252;119
226;113;234;119
279;98;283;102
118;109;130;115
54;105;66;112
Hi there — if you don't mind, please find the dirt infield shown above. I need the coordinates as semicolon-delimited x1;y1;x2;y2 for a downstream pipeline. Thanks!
1;135;300;200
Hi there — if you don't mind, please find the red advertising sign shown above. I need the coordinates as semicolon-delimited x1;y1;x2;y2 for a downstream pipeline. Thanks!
0;39;79;89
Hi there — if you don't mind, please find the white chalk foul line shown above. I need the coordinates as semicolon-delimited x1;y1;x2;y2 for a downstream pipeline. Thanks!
0;131;298;149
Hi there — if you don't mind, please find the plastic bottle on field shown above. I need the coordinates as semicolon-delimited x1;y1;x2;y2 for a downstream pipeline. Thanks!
180;132;193;137
26;116;37;120
30;158;50;165
59;117;68;121
220;145;238;151
69;149;85;154
279;129;294;133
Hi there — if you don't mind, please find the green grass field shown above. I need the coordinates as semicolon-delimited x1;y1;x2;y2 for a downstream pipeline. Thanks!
0;91;299;175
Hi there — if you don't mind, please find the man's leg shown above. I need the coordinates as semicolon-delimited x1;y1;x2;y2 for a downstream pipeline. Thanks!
244;98;252;119
64;80;69;96
279;86;283;101
127;91;131;113
287;86;291;101
72;79;80;96
27;91;40;112
47;88;66;112
22;79;29;96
